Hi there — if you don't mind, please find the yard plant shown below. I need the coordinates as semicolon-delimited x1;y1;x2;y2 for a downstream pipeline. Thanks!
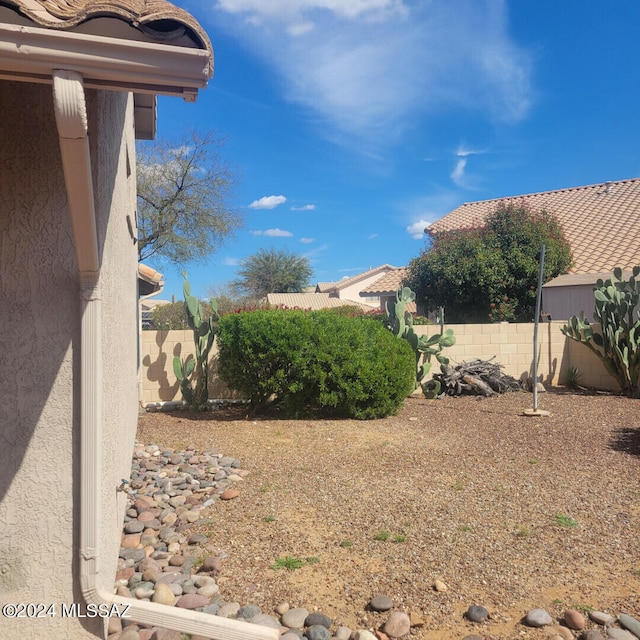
386;286;455;397
173;273;219;411
561;266;640;397
404;201;572;322
217;309;415;419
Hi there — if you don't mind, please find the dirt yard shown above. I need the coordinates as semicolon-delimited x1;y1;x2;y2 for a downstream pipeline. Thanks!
136;390;640;639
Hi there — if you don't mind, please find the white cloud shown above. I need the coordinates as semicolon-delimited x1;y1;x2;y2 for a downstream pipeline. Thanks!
291;204;316;211
250;228;293;237
300;237;315;243
451;157;468;186
248;195;287;209
367;233;379;240
407;220;430;240
451;144;486;188
213;0;532;145
222;256;241;266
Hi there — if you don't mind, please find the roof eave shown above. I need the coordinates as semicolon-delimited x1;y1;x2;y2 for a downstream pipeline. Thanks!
0;22;211;103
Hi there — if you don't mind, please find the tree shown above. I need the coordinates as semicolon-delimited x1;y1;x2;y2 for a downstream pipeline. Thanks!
137;130;243;264
232;248;313;299
404;201;573;322
150;299;217;330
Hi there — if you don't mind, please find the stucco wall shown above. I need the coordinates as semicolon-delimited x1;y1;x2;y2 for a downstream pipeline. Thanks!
140;320;620;404
0;81;138;638
542;284;597;322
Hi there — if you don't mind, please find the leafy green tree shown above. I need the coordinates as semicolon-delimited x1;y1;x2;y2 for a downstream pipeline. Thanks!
404;202;572;322
232;248;313;299
150;300;217;330
137;130;243;264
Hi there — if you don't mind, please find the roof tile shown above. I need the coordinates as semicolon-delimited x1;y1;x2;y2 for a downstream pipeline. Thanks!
428;178;640;273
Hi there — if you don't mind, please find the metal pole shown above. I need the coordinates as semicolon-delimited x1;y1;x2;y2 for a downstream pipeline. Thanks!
532;244;546;411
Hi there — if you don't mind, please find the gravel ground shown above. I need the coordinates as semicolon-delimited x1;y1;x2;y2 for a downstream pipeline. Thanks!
136;390;640;639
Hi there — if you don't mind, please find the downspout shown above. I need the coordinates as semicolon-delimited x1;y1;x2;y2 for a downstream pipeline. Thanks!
53;70;277;640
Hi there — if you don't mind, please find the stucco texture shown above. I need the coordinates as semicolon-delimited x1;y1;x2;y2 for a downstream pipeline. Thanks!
0;81;139;638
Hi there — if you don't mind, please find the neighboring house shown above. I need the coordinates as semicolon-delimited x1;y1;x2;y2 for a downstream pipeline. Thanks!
266;292;373;311
427;178;640;320
0;2;275;639
358;267;417;313
316;264;409;310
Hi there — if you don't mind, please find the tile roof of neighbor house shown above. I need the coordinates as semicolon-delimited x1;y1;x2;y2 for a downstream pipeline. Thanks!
427;178;640;275
6;0;212;64
318;264;400;293
360;268;407;295
266;293;372;311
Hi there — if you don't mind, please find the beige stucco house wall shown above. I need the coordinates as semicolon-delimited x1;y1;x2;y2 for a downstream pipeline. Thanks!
0;81;138;638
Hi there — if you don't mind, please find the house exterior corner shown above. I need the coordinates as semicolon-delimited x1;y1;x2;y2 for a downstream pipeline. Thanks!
0;81;139;638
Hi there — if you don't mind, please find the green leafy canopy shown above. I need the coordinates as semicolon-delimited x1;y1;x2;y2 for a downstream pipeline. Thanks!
404;201;573;323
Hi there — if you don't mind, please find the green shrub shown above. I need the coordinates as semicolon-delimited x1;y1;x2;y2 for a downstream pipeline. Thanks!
217;309;415;419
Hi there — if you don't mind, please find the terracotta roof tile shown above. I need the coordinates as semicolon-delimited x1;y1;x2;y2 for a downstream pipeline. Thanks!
6;0;212;64
322;264;399;292
266;293;372;311
428;178;640;274
360;268;407;295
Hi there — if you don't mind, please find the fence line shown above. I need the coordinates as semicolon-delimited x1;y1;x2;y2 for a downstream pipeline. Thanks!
140;321;618;405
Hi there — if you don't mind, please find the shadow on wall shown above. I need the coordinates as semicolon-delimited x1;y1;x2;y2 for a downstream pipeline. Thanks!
142;331;181;401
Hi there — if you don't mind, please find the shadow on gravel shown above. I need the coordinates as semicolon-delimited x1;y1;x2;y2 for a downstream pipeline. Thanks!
610;427;640;458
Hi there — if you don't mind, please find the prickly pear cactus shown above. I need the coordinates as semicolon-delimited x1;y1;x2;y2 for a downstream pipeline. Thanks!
561;266;640;397
173;272;219;411
385;287;455;395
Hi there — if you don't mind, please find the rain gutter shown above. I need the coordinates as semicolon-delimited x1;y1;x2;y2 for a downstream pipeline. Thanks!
0;22;210;100
52;66;276;640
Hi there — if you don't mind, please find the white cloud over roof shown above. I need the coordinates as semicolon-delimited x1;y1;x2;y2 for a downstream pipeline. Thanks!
406;220;430;239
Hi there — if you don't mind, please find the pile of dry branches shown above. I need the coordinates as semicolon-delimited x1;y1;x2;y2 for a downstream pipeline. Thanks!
426;357;522;397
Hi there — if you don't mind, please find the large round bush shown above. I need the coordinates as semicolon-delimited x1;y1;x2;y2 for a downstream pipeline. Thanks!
217;309;415;419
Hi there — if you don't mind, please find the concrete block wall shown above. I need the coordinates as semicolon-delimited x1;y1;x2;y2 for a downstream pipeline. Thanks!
431;321;568;386
140;321;620;405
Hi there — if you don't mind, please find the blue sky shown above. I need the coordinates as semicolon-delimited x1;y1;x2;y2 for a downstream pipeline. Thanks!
151;0;640;301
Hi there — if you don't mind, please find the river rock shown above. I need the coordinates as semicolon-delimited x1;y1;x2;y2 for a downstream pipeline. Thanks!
306;624;331;640
546;626;573;640
238;604;262;620
525;609;552;627
433;579;448;592
354;632;377;640
335;626;352;640
175;593;210;609
619;614;640;638
250;613;281;629
590;611;616;626
305;612;332;628
369;595;393;612
466;605;489;623
151;583;175;606
564;609;586;630
217;602;241;618
382;611;411;638
607;630;637;640
583;630;606;640
281;607;309;628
